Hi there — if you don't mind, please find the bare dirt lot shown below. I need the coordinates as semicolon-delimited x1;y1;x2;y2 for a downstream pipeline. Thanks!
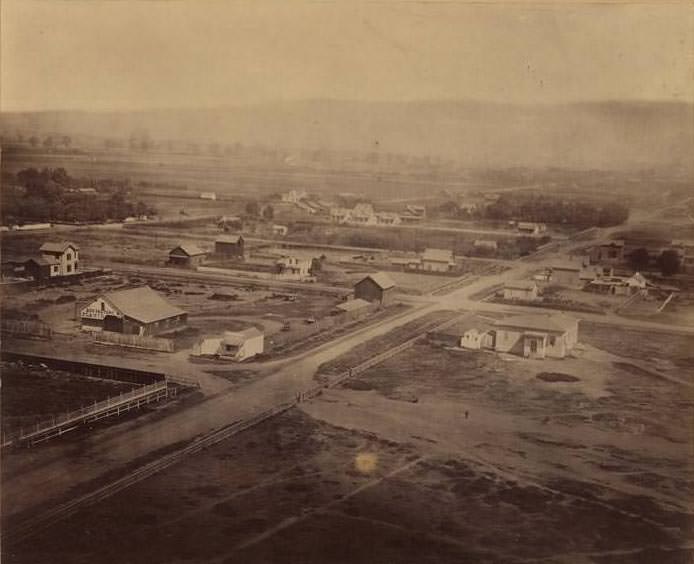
6;399;692;564
0;362;137;433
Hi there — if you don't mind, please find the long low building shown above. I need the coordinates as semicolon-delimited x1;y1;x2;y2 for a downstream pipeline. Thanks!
80;286;187;336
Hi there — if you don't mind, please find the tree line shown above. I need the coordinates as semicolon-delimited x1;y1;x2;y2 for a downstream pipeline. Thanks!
2;167;156;224
436;194;629;228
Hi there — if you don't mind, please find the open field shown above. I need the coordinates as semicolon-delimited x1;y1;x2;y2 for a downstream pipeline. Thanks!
6;398;692;564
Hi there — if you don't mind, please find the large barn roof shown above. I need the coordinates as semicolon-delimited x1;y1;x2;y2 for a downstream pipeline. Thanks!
103;286;185;324
359;272;396;290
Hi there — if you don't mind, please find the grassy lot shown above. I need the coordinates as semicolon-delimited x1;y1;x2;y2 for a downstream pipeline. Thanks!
316;310;460;377
8;406;691;564
580;322;694;375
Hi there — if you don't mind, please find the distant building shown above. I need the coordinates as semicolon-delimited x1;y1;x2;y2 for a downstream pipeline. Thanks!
585;272;650;296
390;256;422;270
215;235;245;258
503;280;539;301
421;248;455;272
24;257;60;280
350;203;377;225
39;242;79;276
589;241;625;265
375;212;402;226
276;256;312;280
550;260;582;287
406;204;426;217
218;216;242;232
80;286;187;336
330;207;352;224
474;239;498;251
272;224;289;237
354;272;396;305
169;244;207;268
671;239;694;273
579;264;615;283
494;314;579;359
517;222;547;235
281;190;307;204
200;192;217;200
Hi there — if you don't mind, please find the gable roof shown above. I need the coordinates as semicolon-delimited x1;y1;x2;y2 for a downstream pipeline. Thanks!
432;315;496;338
40;241;78;254
422;248;454;262
103;286;186;324
358;272;395;290
505;280;537;291
216;234;243;244
170;244;206;257
223;327;263;345
26;256;59;266
552;260;581;271
494;313;578;334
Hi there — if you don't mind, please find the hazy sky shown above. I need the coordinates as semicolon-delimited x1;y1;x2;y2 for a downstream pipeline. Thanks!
2;1;692;112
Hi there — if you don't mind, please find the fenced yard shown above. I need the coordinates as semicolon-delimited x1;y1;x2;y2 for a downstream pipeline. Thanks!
93;331;175;353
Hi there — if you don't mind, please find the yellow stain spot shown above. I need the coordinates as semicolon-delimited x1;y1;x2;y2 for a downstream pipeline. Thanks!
354;452;378;474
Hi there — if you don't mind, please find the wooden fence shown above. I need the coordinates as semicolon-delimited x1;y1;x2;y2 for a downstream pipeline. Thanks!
1;319;53;340
94;332;175;353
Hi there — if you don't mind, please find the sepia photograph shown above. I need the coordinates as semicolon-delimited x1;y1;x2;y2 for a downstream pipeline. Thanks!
1;1;692;562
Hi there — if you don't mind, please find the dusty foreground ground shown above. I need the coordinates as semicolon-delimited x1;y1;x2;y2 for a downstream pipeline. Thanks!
6;325;693;564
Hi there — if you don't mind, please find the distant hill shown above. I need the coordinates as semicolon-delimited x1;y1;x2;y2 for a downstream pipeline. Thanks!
2;99;692;170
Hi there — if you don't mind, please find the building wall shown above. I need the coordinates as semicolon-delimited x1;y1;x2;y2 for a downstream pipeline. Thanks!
421;260;450;273
215;240;244;258
590;245;624;264
494;329;525;355
354;278;395;304
552;269;581;287
43;247;79;276
504;287;538;301
169;254;206;268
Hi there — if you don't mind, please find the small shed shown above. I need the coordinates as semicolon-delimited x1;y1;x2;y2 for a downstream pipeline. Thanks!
220;327;264;361
333;298;372;320
215;235;245;258
169;244;207;268
354;272;396;305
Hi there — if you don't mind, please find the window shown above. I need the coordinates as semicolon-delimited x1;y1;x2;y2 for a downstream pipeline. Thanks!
549;336;556;346
101;302;105;311
66;252;72;260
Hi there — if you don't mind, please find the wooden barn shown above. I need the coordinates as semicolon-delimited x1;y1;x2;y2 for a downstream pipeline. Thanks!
169;244;207;268
215;235;245;258
80;286;187;336
354;272;396;305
